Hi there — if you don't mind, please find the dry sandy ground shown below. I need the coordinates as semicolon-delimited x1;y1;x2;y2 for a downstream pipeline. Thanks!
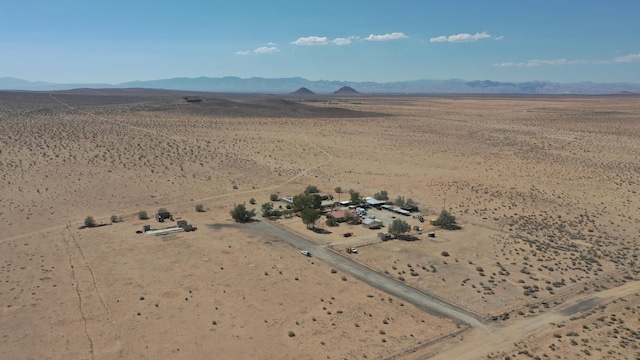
1;90;639;359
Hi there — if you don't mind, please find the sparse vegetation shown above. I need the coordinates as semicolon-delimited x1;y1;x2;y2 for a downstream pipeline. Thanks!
110;214;119;223
269;193;279;201
249;197;256;205
195;203;205;212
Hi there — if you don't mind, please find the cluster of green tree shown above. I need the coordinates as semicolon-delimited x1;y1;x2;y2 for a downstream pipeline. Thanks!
393;196;418;209
373;190;389;201
261;202;294;219
348;189;364;205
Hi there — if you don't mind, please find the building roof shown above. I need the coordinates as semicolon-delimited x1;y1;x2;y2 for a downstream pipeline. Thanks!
365;197;386;205
328;209;358;220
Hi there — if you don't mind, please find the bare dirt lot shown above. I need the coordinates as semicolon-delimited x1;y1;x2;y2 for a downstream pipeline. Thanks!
1;90;639;359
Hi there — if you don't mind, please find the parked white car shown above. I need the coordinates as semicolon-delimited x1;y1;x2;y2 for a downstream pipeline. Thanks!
301;250;311;257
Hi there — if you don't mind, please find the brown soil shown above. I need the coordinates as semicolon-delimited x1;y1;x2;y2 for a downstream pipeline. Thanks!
1;90;639;359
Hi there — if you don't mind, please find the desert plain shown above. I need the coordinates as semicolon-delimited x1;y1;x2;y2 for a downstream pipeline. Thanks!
0;89;639;359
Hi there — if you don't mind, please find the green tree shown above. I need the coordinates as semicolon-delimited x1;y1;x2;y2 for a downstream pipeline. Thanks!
304;185;319;195
195;204;205;212
249;197;257;205
343;211;355;224
393;196;405;207
301;208;321;229
373;190;389;201
269;193;279;201
292;194;322;212
388;219;411;238
84;216;96;228
334;186;343;202
404;198;418;210
230;203;256;223
349;191;362;205
158;208;168;215
261;202;274;217
138;210;149;220
326;216;338;227
435;210;457;229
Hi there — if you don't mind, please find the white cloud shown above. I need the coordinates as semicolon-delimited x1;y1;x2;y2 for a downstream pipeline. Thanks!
332;37;351;45
494;35;504;41
615;53;640;63
332;36;360;45
430;31;494;43
291;36;329;46
254;46;280;54
364;32;408;41
236;46;280;55
496;58;588;67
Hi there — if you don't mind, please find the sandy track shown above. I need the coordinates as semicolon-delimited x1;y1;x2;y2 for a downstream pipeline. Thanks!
427;279;640;359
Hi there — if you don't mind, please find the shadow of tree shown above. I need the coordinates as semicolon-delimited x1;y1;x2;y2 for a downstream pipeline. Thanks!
310;227;332;234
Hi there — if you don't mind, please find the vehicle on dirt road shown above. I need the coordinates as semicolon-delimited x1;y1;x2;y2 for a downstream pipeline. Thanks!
301;250;311;257
346;247;358;254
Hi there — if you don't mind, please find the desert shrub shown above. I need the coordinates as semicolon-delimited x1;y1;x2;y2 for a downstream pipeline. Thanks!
138;210;149;220
195;204;205;212
110;215;119;223
326;216;338;227
158;208;168;214
269;194;278;201
249;197;256;205
287;331;296;337
84;216;96;228
230;203;256;222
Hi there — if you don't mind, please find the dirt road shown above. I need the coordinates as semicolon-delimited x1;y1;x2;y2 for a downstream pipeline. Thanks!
246;220;491;333
426;278;640;360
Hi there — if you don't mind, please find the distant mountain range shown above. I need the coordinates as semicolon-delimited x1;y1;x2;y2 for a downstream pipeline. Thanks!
1;76;639;95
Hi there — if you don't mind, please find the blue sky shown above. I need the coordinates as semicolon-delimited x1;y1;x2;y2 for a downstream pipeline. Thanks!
1;0;639;84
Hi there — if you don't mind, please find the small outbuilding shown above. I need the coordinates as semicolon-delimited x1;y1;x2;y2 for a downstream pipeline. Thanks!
362;218;383;229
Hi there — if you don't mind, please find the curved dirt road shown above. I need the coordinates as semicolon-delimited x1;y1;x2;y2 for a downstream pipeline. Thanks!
246;220;491;333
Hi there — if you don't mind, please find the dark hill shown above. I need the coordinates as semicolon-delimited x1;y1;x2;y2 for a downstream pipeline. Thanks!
333;86;360;95
290;87;316;95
